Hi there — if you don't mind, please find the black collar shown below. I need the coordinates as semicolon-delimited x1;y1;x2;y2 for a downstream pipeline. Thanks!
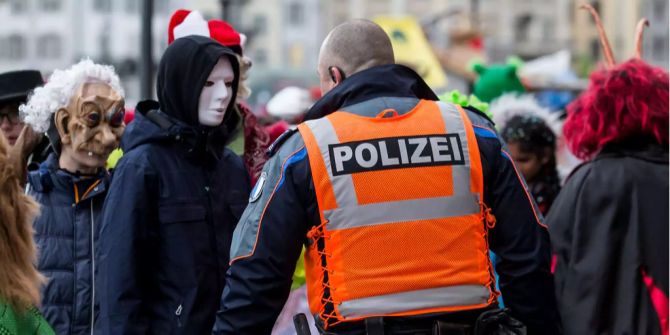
304;64;438;121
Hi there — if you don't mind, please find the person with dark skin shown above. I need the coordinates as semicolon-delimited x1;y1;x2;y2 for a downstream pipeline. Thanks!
501;115;560;215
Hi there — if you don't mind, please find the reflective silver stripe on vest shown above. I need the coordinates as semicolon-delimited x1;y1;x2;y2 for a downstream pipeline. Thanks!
436;101;472;195
338;284;490;318
307;101;480;230
324;193;479;230
304;118;358;208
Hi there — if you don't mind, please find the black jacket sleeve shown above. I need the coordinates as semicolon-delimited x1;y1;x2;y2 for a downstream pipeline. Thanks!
96;154;158;335
213;141;314;334
481;135;562;335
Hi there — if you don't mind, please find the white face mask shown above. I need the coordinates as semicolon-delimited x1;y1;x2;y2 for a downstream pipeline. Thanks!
198;57;234;126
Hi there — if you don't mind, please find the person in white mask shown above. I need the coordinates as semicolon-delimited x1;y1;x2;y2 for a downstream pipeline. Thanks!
96;35;250;334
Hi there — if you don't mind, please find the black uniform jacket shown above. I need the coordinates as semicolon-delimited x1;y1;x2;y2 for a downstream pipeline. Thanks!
214;64;561;335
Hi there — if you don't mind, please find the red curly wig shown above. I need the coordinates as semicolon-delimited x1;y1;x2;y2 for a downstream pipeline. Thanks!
563;60;669;160
564;5;668;160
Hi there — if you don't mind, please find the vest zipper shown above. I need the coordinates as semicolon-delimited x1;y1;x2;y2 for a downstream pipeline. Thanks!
90;199;95;334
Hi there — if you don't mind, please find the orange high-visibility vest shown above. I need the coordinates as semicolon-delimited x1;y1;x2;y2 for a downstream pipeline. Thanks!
297;100;498;329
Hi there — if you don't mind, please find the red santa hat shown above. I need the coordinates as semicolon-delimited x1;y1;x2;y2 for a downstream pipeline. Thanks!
167;9;244;56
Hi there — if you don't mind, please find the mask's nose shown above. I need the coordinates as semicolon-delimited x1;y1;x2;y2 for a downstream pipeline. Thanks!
213;81;229;108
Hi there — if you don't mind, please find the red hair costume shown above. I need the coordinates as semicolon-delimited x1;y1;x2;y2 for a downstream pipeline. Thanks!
563;6;669;160
548;6;669;335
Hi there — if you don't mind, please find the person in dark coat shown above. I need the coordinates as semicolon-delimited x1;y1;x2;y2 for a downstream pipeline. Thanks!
19;59;127;334
547;6;669;335
95;35;250;335
214;20;560;335
0;70;51;171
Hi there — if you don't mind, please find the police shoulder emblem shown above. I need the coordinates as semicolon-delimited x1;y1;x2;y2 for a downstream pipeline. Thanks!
249;171;267;202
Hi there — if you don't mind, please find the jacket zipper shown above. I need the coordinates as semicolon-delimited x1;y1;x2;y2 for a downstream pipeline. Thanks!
90;199;95;334
203;169;221;283
175;303;183;327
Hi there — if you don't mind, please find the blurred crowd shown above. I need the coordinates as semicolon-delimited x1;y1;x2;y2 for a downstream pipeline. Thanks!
0;5;667;335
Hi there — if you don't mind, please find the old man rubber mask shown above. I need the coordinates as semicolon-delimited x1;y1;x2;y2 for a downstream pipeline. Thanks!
55;82;125;173
198;56;235;126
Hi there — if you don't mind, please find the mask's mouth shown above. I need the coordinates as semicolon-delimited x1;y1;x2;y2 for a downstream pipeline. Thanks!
78;143;116;159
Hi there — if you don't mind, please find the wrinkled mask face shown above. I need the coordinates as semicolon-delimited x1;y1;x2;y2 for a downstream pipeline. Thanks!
198;56;234;127
56;82;125;172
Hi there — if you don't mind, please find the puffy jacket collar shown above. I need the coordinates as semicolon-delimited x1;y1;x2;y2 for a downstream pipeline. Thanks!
28;153;108;200
304;64;438;121
122;100;227;161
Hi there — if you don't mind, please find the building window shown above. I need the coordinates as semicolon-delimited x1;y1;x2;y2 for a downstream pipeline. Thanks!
40;0;61;11
8;35;26;59
37;34;62;59
542;18;555;41
652;36;668;61
9;0;27;13
590;0;600;14
94;0;111;13
125;0;138;14
154;0;167;14
253;15;267;34
288;2;304;26
514;14;532;43
652;0;666;20
590;38;600;60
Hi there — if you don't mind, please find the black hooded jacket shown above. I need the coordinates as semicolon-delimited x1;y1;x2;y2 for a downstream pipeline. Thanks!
96;36;250;335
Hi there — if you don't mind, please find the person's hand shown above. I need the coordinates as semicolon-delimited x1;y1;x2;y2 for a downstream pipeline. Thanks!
8;125;43;185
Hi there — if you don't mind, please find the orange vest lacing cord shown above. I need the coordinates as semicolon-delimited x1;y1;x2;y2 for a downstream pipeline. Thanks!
306;218;343;326
481;202;500;304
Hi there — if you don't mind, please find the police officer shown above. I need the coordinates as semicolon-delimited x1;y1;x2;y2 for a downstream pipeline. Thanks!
214;19;561;335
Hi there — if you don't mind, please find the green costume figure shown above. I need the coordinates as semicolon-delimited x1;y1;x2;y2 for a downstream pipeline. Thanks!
471;58;526;103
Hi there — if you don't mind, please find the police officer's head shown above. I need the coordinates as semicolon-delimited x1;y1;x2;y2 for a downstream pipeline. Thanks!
317;19;395;95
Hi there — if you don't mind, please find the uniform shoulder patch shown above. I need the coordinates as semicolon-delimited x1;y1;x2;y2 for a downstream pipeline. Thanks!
266;128;298;158
249;171;266;202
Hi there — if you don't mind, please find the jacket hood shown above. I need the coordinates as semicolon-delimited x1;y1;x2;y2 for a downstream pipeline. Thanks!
304;64;438;121
157;35;240;128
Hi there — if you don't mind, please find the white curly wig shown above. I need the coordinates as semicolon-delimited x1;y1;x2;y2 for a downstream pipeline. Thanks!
490;93;562;136
19;59;124;133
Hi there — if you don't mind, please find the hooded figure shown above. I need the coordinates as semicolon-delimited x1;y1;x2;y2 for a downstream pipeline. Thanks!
547;6;669;335
96;36;250;334
168;9;271;185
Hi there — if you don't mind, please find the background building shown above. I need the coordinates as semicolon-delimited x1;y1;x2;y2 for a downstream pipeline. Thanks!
0;0;178;105
0;0;667;106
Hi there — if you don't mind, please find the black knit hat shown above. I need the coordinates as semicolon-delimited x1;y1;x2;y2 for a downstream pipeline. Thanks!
0;70;43;105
